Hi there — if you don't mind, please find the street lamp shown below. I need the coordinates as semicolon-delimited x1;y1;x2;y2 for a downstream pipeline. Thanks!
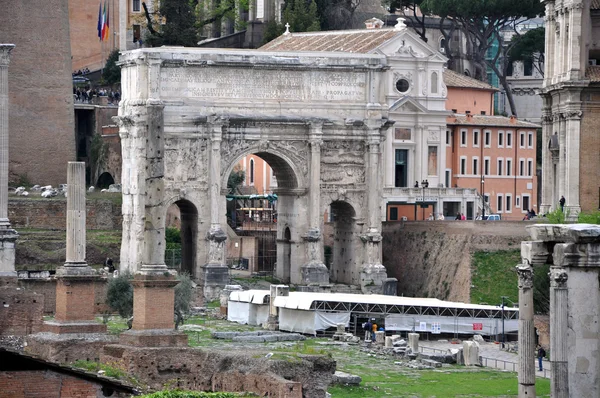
481;176;486;220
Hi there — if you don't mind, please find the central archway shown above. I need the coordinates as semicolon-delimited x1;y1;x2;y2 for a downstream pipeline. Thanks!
223;149;307;283
328;200;361;285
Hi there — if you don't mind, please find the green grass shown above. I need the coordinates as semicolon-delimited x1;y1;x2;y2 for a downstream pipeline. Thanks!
71;359;140;386
470;250;520;306
328;370;550;397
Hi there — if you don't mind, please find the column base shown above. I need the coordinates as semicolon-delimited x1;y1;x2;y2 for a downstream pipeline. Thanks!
200;263;230;301
264;315;279;331
360;264;390;294
44;320;107;334
564;205;580;221
54;266;102;324
120;329;188;347
132;271;179;331
0;228;18;279
301;262;329;284
518;384;536;397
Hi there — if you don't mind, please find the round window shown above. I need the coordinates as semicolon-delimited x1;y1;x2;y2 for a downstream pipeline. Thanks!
396;78;410;93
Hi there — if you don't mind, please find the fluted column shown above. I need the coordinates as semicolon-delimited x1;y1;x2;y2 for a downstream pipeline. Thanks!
517;261;536;397
539;102;553;214
550;266;569;398
65;162;86;266
0;44;18;279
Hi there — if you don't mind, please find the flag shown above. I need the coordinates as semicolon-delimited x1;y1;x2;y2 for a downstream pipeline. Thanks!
102;1;110;41
101;2;107;41
97;1;102;41
104;1;110;41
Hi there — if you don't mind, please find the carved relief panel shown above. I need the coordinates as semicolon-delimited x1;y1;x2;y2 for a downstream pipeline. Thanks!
320;140;366;186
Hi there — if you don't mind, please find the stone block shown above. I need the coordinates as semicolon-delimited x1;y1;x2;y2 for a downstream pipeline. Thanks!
473;334;484;343
382;278;398;295
332;371;361;386
421;359;442;368
131;274;179;330
393;338;407;347
408;333;419;353
26;332;117;364
385;336;393;348
44;321;106;334
375;331;385;344
463;341;480;366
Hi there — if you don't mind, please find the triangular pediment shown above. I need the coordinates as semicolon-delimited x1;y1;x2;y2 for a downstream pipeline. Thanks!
389;96;429;113
374;29;447;63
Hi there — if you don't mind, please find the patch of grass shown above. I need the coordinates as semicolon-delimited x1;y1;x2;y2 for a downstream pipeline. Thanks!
71;360;136;384
206;300;221;309
470;250;520;306
100;316;129;335
328;370;550;397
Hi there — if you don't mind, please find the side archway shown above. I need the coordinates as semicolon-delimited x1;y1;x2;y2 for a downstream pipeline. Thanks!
164;198;198;278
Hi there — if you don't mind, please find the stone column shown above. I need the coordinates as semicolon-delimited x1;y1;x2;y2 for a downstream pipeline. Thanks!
563;110;582;218
360;125;389;293
301;123;328;285
517;260;536;397
549;266;569;398
201;116;229;300
543;3;555;86
0;45;18;282
45;162;106;334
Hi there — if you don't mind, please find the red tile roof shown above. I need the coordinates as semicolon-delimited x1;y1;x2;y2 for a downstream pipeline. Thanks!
259;29;401;53
443;69;498;91
448;114;540;128
586;65;600;81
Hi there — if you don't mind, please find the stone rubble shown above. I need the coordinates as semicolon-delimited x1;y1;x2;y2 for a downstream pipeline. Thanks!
332;371;362;386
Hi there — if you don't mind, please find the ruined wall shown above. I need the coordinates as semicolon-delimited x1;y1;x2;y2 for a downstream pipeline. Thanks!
102;345;335;398
19;278;108;315
0;0;76;186
0;284;44;336
382;221;531;301
0;370;118;398
8;198;121;230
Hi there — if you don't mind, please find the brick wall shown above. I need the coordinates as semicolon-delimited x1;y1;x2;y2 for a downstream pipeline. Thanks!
19;278;109;315
0;370;106;398
0;285;44;336
9;198;122;230
580;102;600;212
0;0;76;187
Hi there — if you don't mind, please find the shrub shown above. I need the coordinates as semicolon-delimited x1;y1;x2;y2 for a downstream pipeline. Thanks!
174;272;193;329
106;271;134;322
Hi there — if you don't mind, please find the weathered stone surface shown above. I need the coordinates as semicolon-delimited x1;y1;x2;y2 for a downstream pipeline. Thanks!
101;345;335;398
408;333;419;353
421;358;442;368
332;371;361;386
463;341;480;366
26;332;117;363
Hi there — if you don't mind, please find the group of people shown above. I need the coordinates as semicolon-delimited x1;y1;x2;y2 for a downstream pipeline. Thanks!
455;212;467;220
72;68;90;76
522;208;537;220
363;319;381;342
428;213;444;220
73;86;121;104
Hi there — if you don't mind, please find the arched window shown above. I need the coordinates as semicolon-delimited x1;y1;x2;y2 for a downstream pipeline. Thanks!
439;38;446;54
249;158;255;185
431;72;438;94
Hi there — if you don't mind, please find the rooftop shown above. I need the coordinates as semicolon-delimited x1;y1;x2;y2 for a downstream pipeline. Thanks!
586;65;600;82
259;28;401;53
448;114;540;128
443;69;498;91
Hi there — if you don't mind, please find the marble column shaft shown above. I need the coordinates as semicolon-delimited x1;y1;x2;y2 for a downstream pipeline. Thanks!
65;162;86;265
0;45;14;228
550;266;569;398
306;124;323;265
517;262;536;398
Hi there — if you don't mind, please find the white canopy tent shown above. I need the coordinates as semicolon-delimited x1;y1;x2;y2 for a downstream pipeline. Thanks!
227;290;270;326
229;290;519;336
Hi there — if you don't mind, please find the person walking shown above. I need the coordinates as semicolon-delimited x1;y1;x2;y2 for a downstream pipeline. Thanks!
363;320;372;341
559;196;566;212
371;320;378;342
537;345;546;371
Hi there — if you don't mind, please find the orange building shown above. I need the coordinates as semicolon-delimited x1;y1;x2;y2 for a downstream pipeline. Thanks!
444;70;540;220
238;154;276;194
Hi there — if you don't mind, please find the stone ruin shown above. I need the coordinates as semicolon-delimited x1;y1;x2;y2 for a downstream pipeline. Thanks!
518;224;600;398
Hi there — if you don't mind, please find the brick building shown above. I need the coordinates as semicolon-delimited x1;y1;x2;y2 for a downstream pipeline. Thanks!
0;0;76;187
444;70;539;220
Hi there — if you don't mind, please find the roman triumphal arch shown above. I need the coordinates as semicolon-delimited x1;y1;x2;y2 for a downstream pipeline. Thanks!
116;48;396;298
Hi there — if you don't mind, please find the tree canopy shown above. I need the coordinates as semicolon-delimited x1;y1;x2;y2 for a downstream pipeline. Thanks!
102;50;121;85
263;0;321;44
420;0;545;116
144;0;199;47
509;27;545;77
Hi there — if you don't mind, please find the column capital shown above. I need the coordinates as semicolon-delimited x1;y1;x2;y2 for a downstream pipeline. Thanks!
0;45;15;66
517;262;534;289
549;266;568;288
554;242;600;268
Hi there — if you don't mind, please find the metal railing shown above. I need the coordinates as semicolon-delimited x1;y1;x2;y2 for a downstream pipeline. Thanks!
420;346;550;379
